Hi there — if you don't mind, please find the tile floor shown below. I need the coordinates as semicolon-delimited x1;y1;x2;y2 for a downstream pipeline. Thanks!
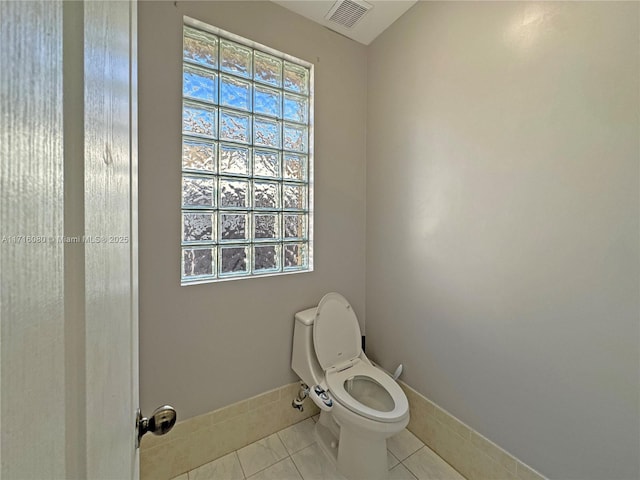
171;415;465;480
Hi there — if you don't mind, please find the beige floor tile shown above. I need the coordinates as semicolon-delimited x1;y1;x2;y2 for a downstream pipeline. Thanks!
189;451;244;480
247;457;303;480
388;429;425;461
170;475;188;480
389;463;418;480
278;418;316;455
312;414;319;423
403;446;465;480
237;433;288;477
291;443;347;480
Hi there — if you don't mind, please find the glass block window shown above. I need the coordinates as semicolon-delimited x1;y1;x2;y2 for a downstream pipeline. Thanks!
181;19;313;284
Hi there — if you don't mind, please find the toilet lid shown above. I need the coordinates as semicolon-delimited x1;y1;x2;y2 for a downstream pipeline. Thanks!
313;293;362;370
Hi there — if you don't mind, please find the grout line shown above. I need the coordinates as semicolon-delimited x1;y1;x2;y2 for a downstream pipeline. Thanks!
279;419;317;456
234;450;248;480
245;454;292;479
239;434;291;479
387;449;400;469
289;452;306;480
275;430;290;455
403;445;467;480
397;460;419;480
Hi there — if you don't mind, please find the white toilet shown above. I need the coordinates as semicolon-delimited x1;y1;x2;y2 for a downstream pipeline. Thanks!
291;292;409;480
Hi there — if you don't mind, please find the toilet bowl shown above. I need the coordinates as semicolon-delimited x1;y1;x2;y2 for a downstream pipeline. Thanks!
291;293;409;480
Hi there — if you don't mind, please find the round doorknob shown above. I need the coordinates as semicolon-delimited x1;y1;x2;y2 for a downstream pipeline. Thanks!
148;405;177;435
136;405;177;446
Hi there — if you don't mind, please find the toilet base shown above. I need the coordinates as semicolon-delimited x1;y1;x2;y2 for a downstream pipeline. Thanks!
314;418;340;464
337;426;388;480
314;408;407;480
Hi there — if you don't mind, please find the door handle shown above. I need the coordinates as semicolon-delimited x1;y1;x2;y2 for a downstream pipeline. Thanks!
136;405;177;447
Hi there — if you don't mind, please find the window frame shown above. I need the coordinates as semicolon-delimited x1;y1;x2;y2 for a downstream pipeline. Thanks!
180;16;314;285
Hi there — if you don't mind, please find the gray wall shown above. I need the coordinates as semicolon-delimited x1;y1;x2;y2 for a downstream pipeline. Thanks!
138;1;367;419
366;2;639;479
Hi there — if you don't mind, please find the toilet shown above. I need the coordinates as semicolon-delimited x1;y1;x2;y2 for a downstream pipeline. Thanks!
291;292;409;480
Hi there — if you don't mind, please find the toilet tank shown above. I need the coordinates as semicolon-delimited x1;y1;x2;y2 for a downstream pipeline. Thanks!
291;307;324;386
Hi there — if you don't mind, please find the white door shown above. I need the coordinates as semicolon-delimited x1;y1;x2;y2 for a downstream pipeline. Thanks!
1;1;140;478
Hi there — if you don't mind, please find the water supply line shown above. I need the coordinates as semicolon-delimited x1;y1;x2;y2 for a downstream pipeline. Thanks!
292;382;309;411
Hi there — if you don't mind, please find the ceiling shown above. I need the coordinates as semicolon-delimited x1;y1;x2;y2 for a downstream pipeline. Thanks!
271;0;418;45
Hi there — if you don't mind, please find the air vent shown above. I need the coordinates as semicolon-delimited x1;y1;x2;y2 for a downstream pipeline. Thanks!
325;0;373;29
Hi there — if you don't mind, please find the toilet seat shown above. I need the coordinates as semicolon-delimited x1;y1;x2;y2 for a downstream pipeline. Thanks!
326;360;408;423
312;292;408;424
